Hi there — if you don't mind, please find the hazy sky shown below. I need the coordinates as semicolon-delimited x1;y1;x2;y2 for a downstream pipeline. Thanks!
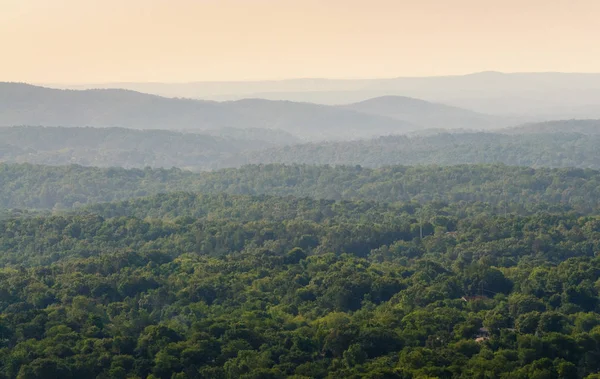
2;0;599;83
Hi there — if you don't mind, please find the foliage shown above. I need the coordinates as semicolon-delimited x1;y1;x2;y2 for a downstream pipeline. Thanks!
0;192;600;377
3;163;600;214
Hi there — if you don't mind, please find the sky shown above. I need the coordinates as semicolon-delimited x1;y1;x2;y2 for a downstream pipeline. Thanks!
1;0;600;83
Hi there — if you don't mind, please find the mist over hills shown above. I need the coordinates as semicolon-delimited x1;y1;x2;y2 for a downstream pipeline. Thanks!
0;83;413;140
341;95;505;129
0;82;513;139
220;98;417;139
2;80;599;171
230;120;600;169
501;119;600;135
198;127;300;145
0;120;598;171
55;72;600;118
0;82;227;130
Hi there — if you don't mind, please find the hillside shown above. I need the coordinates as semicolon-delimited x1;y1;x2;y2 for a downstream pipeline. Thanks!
198;127;300;145
0;83;228;129
0;83;417;140
2;163;600;213
0;126;287;170
502;119;600;135
3;121;600;171
231;129;600;169
222;98;416;140
341;96;506;130
60;72;600;118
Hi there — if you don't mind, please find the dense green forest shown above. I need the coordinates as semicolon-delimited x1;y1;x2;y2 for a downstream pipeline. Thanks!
2;163;600;213
5;12;600;379
2;160;600;377
1;191;600;378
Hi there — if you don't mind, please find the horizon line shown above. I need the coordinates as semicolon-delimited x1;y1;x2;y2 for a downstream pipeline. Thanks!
29;70;600;87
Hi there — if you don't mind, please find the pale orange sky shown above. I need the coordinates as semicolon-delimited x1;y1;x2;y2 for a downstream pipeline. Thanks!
1;0;599;83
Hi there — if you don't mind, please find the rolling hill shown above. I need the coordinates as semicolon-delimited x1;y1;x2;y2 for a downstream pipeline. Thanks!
341;95;506;129
56;72;600;119
501;119;600;135
228;121;600;169
0;83;418;140
1;120;599;171
0;126;283;170
2;162;600;213
221;98;417;139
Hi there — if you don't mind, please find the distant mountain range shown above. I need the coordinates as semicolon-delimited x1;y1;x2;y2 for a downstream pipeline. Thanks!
0;82;510;139
53;72;600;118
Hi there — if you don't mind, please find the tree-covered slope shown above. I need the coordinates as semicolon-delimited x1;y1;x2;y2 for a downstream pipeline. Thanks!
2;163;600;214
502;119;600;135
231;130;600;169
2;122;600;171
0;126;286;170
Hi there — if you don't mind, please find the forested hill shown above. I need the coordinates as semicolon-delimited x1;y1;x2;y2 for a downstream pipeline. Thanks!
2;122;600;170
231;130;600;169
2;163;600;213
502;119;600;135
0;126;291;170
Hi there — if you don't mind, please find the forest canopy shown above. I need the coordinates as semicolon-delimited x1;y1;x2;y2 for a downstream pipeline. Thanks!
1;163;600;214
1;135;600;377
1;188;600;377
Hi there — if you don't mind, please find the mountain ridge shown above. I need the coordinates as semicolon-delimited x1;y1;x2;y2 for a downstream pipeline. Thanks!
47;72;600;118
0;82;508;140
341;95;505;129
